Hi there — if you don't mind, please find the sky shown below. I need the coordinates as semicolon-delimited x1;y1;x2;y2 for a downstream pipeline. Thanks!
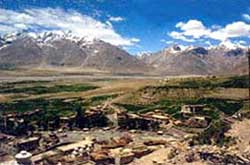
0;0;250;54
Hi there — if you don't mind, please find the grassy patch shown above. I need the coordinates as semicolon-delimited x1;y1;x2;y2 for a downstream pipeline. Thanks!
114;103;147;112
218;75;250;88
0;98;81;117
115;97;242;120
193;120;232;146
0;93;117;117
194;98;243;116
179;79;216;88
177;75;249;88
0;84;98;95
115;99;182;116
237;101;250;118
2;80;51;85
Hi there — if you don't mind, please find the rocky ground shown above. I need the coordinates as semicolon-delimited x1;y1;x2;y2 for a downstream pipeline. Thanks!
1;119;250;165
130;119;250;165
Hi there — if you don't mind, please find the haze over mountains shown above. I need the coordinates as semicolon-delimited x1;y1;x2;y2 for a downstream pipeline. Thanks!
0;32;248;76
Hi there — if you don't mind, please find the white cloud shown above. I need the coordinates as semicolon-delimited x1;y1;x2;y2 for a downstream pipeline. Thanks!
130;38;140;42
0;8;138;46
169;19;250;44
0;24;19;33
242;14;250;21
109;16;124;22
168;31;195;42
175;20;210;39
166;41;174;44
160;39;174;45
208;21;250;41
219;40;241;49
219;39;247;49
239;40;246;45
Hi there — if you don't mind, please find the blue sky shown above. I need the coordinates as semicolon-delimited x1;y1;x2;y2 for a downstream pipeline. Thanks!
0;0;250;54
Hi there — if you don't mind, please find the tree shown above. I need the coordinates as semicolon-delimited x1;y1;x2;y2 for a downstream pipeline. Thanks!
75;103;85;128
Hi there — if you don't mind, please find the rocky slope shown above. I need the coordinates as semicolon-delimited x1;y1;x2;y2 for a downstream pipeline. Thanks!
140;44;248;75
0;32;149;74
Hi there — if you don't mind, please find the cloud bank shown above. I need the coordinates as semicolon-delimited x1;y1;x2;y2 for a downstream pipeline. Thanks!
0;8;139;46
169;19;250;45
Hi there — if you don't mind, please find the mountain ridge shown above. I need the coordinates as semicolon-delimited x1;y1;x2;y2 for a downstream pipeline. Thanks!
0;32;150;74
0;32;248;76
140;44;248;75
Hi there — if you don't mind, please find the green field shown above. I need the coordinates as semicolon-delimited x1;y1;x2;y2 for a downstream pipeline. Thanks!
0;83;98;95
0;75;249;136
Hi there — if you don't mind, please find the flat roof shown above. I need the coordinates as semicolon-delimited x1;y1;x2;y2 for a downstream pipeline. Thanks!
57;140;93;152
18;137;39;144
182;104;205;107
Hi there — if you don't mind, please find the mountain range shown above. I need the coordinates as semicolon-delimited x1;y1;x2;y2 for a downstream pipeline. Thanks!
0;32;248;76
140;45;248;75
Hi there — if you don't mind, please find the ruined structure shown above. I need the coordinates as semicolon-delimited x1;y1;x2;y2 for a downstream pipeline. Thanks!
0;109;42;135
181;105;205;114
57;137;94;155
141;110;170;125
185;116;210;128
16;137;40;151
117;112;160;130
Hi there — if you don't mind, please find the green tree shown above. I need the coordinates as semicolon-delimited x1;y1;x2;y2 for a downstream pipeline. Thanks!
75;103;85;128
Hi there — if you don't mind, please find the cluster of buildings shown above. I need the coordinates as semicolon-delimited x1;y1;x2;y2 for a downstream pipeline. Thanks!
0;103;212;164
0;107;110;136
117;110;170;131
0;129;168;164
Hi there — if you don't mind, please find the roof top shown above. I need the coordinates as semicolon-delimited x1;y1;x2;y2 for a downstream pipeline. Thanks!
18;137;39;144
182;104;205;107
57;139;93;152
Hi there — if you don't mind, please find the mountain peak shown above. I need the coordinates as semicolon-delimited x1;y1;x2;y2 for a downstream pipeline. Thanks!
188;47;208;55
163;44;183;54
172;44;181;51
0;31;149;73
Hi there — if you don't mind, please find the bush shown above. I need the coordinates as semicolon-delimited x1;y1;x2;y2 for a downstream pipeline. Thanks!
193;120;231;146
218;75;250;88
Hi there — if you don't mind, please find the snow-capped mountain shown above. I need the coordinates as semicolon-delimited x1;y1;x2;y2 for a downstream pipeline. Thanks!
140;44;248;75
0;31;150;73
0;32;248;75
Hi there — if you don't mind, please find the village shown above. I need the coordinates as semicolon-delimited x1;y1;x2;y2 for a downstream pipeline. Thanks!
0;102;222;165
0;100;248;165
0;74;249;165
1;0;250;164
